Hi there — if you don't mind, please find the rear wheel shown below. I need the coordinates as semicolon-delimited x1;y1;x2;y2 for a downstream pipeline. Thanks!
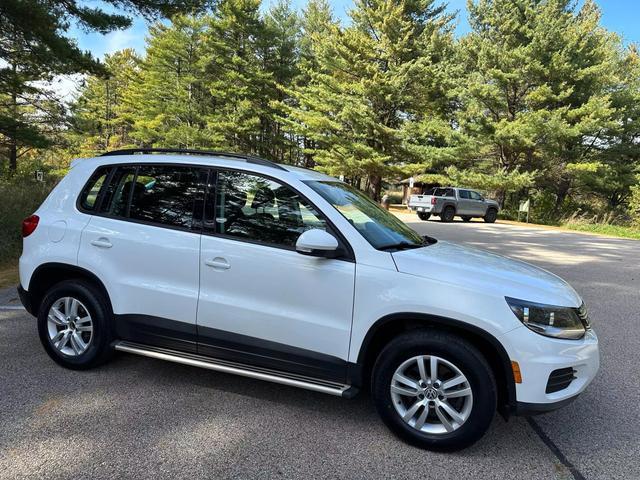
461;216;472;222
37;280;114;370
417;212;431;221
371;330;496;451
440;206;455;222
484;208;498;223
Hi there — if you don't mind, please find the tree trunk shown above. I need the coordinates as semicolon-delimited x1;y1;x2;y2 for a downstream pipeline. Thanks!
369;174;382;201
554;179;571;213
9;139;18;172
9;62;18;172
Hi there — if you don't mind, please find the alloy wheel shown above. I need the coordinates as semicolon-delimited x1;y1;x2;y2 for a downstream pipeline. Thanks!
47;297;93;356
390;355;473;434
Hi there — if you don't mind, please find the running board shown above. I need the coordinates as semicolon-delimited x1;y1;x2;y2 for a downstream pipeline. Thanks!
114;341;358;398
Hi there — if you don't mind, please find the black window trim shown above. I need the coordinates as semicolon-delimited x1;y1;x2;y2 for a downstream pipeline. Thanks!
77;162;209;235
76;162;355;261
202;166;355;262
76;165;115;214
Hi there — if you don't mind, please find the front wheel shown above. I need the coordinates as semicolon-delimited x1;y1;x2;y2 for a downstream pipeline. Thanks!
371;330;496;451
417;212;431;221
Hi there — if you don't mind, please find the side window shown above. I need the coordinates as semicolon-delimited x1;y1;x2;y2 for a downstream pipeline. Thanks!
213;171;326;248
128;165;203;229
79;167;110;211
469;191;482;201
100;166;136;217
458;190;470;199
99;165;204;230
444;188;455;197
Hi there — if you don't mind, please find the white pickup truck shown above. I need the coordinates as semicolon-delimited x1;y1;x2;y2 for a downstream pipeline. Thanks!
408;187;499;223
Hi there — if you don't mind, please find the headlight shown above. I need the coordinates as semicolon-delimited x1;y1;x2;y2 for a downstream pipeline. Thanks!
505;297;588;340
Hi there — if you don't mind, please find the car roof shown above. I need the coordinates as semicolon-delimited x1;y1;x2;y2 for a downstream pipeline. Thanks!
72;153;338;182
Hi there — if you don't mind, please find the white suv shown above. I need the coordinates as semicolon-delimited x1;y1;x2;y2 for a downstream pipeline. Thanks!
18;149;599;451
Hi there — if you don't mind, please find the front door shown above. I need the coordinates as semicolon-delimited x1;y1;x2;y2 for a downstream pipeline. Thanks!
197;170;356;382
468;190;486;216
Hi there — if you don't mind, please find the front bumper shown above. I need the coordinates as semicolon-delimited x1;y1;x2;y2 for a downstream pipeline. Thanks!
515;396;578;416
17;284;34;316
502;326;599;412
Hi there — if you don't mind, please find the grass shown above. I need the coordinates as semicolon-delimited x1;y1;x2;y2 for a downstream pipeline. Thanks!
559;222;640;240
0;263;19;289
0;177;56;289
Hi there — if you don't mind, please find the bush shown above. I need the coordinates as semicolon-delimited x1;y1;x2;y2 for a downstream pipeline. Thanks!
383;191;404;204
630;185;640;226
0;176;57;267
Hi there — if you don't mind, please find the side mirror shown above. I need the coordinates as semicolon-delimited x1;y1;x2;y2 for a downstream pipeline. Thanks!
296;229;340;258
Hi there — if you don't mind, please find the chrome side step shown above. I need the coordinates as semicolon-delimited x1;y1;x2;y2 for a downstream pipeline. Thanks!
114;341;357;398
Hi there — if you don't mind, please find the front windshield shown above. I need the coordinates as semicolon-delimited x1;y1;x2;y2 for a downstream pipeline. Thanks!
306;181;426;250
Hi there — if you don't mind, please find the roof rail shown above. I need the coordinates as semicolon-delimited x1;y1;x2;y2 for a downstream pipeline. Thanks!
99;148;287;171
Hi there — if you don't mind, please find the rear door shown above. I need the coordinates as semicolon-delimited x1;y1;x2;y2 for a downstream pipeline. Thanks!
196;169;356;382
457;189;473;215
78;163;206;352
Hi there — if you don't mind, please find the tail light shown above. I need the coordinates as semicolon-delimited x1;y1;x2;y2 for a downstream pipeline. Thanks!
22;215;39;238
431;197;436;205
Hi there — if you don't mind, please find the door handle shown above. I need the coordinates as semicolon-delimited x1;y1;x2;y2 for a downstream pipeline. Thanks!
90;238;112;249
205;258;230;270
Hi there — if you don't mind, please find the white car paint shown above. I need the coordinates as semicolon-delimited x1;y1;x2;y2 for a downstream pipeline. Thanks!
198;233;355;360
19;153;599;410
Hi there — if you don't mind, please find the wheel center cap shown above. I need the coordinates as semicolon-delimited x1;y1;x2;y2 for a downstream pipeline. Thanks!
68;321;76;330
425;387;438;400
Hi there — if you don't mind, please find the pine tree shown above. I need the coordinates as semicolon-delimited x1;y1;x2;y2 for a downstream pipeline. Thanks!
72;49;141;154
127;16;217;149
286;0;455;199
0;0;212;171
280;0;337;167
458;0;623;210
202;0;273;154
261;0;301;162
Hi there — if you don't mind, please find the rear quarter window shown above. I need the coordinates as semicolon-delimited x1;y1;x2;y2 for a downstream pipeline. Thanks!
78;167;111;211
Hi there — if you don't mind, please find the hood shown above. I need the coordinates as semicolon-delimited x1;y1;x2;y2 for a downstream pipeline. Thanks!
392;241;581;307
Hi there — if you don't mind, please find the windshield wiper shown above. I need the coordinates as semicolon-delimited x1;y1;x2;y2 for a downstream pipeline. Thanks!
422;235;438;245
377;241;423;251
378;236;438;251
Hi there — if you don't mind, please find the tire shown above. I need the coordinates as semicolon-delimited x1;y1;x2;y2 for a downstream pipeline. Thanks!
37;279;114;370
484;208;498;223
417;212;431;221
461;216;472;222
371;330;496;451
440;206;455;222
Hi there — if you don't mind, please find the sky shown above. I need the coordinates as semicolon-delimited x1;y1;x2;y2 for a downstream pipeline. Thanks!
59;0;639;99
71;0;640;61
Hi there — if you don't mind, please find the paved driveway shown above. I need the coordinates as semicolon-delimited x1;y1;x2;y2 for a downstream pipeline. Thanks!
1;218;638;480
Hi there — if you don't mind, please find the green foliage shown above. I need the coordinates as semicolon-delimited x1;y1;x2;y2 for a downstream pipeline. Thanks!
130;16;216;149
630;184;640;226
0;172;58;266
1;0;639;230
0;0;213;171
72;49;142;155
283;0;456;198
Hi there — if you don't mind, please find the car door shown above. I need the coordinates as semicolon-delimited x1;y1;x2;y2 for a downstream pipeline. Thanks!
457;189;473;215
197;169;356;382
78;163;206;353
468;190;486;216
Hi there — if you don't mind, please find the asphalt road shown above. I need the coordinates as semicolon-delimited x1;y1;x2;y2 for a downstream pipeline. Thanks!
1;217;639;480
